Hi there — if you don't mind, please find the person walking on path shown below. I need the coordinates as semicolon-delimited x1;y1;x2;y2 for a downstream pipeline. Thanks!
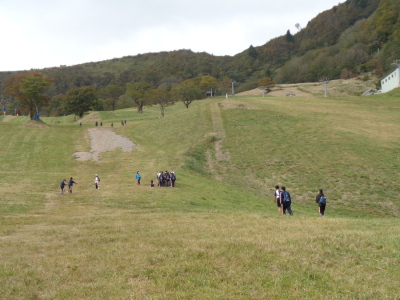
94;174;100;190
170;171;176;187
281;186;294;216
274;185;283;215
68;177;77;193
316;189;326;216
60;179;67;195
136;171;141;185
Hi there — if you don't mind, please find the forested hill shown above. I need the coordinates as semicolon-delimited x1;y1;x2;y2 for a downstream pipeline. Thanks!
1;0;399;94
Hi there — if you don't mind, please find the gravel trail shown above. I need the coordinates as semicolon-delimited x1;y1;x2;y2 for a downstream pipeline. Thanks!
74;128;135;161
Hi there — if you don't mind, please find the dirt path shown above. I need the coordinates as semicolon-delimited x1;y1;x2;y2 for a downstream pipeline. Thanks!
206;102;230;180
237;86;315;97
2;115;16;122
210;102;230;162
74;128;136;161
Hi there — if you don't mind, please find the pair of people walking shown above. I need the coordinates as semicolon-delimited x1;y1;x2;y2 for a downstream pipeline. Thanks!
60;177;77;195
274;185;293;215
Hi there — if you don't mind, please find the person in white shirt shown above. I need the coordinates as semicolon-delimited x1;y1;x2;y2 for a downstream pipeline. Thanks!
94;174;100;189
274;185;283;215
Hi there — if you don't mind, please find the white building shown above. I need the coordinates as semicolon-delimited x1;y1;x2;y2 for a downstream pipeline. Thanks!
381;65;400;93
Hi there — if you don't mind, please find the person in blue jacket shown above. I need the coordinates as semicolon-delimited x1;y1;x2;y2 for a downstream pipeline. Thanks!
136;171;141;185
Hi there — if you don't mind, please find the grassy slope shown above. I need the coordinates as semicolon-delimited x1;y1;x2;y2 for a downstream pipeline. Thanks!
0;94;399;299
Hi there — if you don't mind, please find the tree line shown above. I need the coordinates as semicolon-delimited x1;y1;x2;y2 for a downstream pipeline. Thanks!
0;72;275;119
1;72;275;119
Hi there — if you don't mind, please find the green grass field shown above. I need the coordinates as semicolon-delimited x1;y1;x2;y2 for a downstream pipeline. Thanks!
0;92;399;299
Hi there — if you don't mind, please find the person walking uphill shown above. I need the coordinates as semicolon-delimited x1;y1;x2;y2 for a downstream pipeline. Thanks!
274;185;283;215
316;189;326;216
170;171;176;187
94;174;100;190
136;171;141;185
280;186;293;216
68;177;77;193
60;179;67;195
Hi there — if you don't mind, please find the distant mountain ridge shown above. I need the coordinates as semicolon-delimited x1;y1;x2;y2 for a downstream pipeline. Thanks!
0;0;398;95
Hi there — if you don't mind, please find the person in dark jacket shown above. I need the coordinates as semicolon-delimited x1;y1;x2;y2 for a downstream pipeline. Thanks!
170;171;176;187
68;177;77;193
60;179;67;195
316;189;326;216
280;186;293;216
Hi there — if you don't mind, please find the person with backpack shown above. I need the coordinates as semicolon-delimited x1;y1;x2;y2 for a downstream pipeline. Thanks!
274;185;283;215
170;171;176;187
60;179;67;195
68;177;77;193
280;186;294;216
164;171;170;187
316;189;326;216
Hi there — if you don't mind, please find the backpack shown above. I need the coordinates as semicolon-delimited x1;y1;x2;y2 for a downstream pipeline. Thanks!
319;196;327;204
171;173;176;180
282;191;291;202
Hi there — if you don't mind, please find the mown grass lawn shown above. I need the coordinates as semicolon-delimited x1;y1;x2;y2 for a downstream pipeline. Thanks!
0;92;399;299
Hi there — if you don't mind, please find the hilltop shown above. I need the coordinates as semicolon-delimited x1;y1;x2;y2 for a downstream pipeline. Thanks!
1;0;399;96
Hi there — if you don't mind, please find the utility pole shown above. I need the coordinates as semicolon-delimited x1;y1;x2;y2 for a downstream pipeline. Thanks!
231;81;236;96
320;78;330;97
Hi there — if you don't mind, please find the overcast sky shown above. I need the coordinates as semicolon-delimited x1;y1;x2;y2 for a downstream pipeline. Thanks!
0;0;341;72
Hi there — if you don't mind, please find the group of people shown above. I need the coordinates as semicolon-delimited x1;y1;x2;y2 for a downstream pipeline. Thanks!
155;171;176;187
135;170;178;187
59;171;178;193
78;121;127;127
60;175;100;194
274;185;327;216
60;176;327;217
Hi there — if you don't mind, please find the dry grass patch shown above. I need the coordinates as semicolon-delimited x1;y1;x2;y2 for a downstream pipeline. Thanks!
2;115;16;122
78;112;101;124
21;120;49;129
220;99;260;110
1;208;399;299
238;75;378;98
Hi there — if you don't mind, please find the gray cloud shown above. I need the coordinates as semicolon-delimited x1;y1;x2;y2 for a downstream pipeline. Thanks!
0;0;340;71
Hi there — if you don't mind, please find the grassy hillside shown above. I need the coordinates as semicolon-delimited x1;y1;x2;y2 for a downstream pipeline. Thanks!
0;93;399;299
